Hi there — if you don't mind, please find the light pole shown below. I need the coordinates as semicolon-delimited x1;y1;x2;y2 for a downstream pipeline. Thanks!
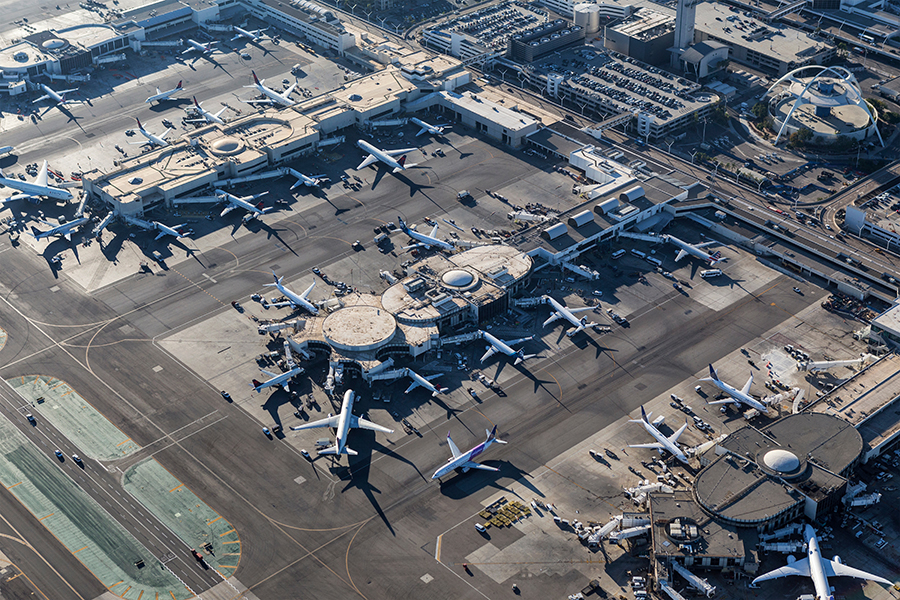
690;150;698;164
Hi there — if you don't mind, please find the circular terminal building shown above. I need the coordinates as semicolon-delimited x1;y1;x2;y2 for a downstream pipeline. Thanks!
765;66;883;146
287;245;532;379
693;413;862;530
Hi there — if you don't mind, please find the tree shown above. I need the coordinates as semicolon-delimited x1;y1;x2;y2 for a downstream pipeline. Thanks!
750;102;768;120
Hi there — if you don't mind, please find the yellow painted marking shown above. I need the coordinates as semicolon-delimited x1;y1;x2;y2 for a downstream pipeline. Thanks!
122;586;131;595
217;564;237;569
61;390;73;396
138;591;143;600
224;553;240;556
435;534;442;562
50;382;66;391
170;592;177;600
222;540;240;545
156;594;159;600
206;516;222;525
5;572;22;582
39;513;54;521
74;546;88;554
169;484;184;493
116;438;132;447
219;528;236;537
19;377;24;384
109;580;124;589
6;482;22;489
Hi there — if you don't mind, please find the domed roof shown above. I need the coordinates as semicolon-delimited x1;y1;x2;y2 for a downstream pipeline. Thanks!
442;269;473;288
763;449;800;473
42;38;67;50
210;137;244;156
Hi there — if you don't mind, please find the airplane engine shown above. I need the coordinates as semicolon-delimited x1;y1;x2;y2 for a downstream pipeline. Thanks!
833;556;842;564
786;555;797;564
462;466;470;473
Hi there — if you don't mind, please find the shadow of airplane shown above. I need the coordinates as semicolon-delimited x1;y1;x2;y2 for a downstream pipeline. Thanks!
339;434;395;536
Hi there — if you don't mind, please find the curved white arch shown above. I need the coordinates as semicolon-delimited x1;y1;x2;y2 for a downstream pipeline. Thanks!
768;65;883;147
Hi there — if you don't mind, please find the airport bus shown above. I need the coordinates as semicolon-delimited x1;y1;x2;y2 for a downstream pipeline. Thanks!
700;269;723;278
630;249;647;259
611;249;626;259
859;33;874;44
645;256;662;268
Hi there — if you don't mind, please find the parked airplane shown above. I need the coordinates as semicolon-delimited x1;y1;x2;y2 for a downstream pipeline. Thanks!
217;190;270;218
401;368;446;396
628;406;689;464
479;330;535;365
356;140;417;173
432;426;507;480
542;295;597;337
397;216;454;251
32;84;78;105
0;161;74;203
189;96;226;125
251;365;305;393
265;272;319;315
283;168;325;189
701;364;769;414
232;26;268;42
152;221;187;240
411;117;449;137
290;389;393;456
0;146;13;156
664;234;724;265
145;80;183;104
753;524;891;599
182;39;215;55
31;216;90;241
129;118;174;148
244;71;296;107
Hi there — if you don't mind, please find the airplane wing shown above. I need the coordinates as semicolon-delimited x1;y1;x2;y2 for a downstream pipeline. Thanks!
349;415;393;434
404;380;421;394
503;336;532;346
741;374;753;396
220;205;237;217
543;313;562;327
753;558;810;583
285;82;298;97
301;281;316;298
462;461;499;472
480;346;498;363
668;421;689;443
291;415;340;431
162;128;175;140
695;241;717;248
824;559;892;584
675;249;688;261
568;307;594;314
58;88;78;95
447;434;462;458
707;398;738;405
244;98;277;105
416;127;428;137
32;95;50;104
384;148;416;156
629;442;665;450
35;162;49;187
429;224;438;238
356;154;378;170
213;107;227;119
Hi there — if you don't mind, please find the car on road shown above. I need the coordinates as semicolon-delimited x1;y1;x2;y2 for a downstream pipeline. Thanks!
300;449;311;460
72;454;83;465
231;301;244;313
25;413;36;424
220;390;231;401
240;52;251;59
352;240;362;250
262;426;272;437
474;523;487;533
793;287;802;294
55;450;64;460
592;290;602;296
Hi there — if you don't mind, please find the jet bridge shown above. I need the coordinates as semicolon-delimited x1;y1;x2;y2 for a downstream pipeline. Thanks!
365;118;408;128
658;581;688;600
213;170;282;188
562;262;600;280
439;332;482;346
617;231;665;244
759;541;805;553
512;296;546;308
759;523;803;541
796;354;873;372
671;562;715;597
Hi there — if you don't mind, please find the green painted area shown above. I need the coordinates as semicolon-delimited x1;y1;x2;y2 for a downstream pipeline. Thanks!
0;327;6;353
123;459;241;578
0;391;191;600
7;375;140;462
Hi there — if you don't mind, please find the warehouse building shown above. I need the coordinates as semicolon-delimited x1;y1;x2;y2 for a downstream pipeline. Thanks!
507;19;586;62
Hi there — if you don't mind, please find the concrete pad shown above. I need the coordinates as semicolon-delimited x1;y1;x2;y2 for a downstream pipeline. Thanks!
122;459;241;579
0;326;6;352
0;395;189;600
7;375;140;462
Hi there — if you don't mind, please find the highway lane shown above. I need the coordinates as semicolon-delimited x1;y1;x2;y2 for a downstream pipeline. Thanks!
0;379;222;595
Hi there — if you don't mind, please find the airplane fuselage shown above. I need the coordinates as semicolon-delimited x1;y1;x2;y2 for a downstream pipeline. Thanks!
250;80;294;107
640;419;688;463
406;369;443;396
357;140;406;171
666;234;720;264
275;280;318;314
411;117;443;136
185;39;212;53
544;296;592;335
806;531;832;600
433;440;490;479
709;378;768;413
34;217;89;240
398;219;453;251
334;389;355;454
139;128;169;147
481;331;516;358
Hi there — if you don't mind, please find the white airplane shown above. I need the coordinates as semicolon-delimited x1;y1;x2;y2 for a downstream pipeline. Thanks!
251;365;305;393
283;168;325;190
356;140;417;173
33;84;78;106
401;368;446;396
397;216;454;252
479;330;535;365
243;71;296;107
145;80;183;104
0;161;74;203
290;389;393;456
129;118;174;148
182;39;215;55
664;234;724;265
0;146;13;156
753;524;891;600
432;426;507;480
411;117;449;137
542;295;597;337
189;96;226;125
701;364;769;414
152;221;187;241
31;217;90;242
217;190;270;218
628;406;689;464
232;26;268;42
265;272;319;315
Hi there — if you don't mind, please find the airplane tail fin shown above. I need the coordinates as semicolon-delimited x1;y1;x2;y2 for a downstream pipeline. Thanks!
486;426;507;444
705;364;719;381
30;226;41;238
397;154;407;167
193;96;200;107
176;80;183;89
251;70;260;85
513;352;537;365
319;445;356;456
135;117;142;130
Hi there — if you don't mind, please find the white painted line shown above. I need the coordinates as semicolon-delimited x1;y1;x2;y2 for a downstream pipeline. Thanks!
201;273;218;284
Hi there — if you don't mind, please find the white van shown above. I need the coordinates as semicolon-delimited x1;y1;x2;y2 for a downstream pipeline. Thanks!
611;249;626;259
700;269;722;278
630;249;647;259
